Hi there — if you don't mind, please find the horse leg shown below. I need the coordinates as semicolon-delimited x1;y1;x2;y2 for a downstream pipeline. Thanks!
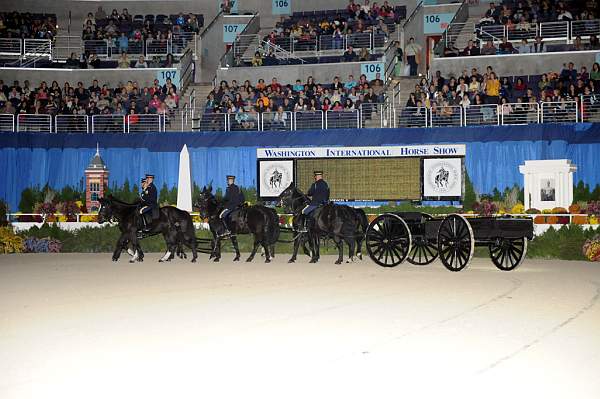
309;234;320;263
261;240;271;263
129;234;141;263
345;237;356;263
187;235;197;263
333;236;344;264
355;233;363;260
213;238;222;262
288;233;302;263
246;236;260;262
112;233;128;262
159;231;176;262
230;236;241;262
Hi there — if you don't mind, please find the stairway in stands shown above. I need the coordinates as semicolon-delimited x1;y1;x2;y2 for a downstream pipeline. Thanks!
167;82;214;131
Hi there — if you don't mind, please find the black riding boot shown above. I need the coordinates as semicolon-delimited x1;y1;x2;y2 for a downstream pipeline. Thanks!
218;218;231;238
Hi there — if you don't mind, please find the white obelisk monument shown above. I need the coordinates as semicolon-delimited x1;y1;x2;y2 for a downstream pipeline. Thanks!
177;144;193;212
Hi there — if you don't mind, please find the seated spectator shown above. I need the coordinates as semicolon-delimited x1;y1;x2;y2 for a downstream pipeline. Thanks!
590;35;600;50
531;36;546;53
344;75;358;91
499;38;515;54
87;53;101;69
572;36;585;51
516;39;530;53
251;51;263;67
342;45;358;62
463;40;480;56
514;77;527;91
135;55;148;68
118;52;130;69
66;52;79;68
443;45;461;57
359;47;370;61
480;40;497;55
560;62;577;83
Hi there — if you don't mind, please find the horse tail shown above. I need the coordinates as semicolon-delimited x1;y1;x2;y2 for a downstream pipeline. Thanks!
266;207;280;245
355;208;368;235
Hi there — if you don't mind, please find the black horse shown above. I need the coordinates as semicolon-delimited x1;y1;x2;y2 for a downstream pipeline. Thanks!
279;183;366;264
97;195;198;263
195;185;279;263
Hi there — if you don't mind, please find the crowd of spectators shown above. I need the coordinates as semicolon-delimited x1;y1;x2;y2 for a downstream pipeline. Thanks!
82;7;201;47
443;0;599;57
478;0;597;27
235;0;405;67
203;74;386;129
0;12;57;39
402;62;600;124
0;78;179;119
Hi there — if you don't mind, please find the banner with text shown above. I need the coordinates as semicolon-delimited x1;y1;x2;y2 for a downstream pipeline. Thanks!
223;23;247;43
257;144;466;159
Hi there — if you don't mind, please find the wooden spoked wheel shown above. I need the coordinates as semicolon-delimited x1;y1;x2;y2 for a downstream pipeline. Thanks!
437;214;475;272
366;214;412;267
489;237;528;271
407;236;438;265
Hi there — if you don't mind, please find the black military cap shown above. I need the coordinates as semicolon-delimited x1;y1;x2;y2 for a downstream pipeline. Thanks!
313;171;323;176
145;174;155;178
226;175;236;179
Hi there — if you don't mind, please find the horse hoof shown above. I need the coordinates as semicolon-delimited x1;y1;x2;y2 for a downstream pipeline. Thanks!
245;257;253;263
265;258;271;263
129;260;136;264
112;258;118;262
233;256;240;262
158;259;164;263
288;258;296;263
335;260;343;265
213;258;220;262
309;259;318;264
191;258;197;263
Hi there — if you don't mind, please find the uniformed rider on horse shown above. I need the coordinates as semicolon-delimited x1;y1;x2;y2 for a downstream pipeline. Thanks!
139;173;158;232
219;175;245;237
300;170;330;232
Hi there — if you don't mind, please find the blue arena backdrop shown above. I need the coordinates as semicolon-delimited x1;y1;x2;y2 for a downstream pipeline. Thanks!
1;123;600;210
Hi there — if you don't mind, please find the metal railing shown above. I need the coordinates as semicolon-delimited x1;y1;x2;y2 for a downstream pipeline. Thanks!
1;99;589;133
127;114;163;132
464;104;500;126
571;19;600;38
294;110;324;130
84;40;109;58
91;115;126;133
540;101;578;124
261;111;293;131
146;39;169;57
500;102;540;125
0;114;15;132
16;114;52;132
325;109;360;129
55;115;89;133
359;103;383;128
581;95;600;122
395;106;427;128
23;39;52;59
429;105;463;127
228;111;260;131
192;111;226;131
539;21;569;39
0;38;23;57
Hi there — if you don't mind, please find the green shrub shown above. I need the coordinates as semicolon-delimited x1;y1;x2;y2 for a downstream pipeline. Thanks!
527;225;598;260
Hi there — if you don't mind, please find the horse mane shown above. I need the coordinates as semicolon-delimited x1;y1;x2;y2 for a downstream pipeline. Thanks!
109;196;140;208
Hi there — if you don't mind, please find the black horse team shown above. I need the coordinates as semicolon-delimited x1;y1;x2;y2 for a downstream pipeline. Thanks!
97;171;367;264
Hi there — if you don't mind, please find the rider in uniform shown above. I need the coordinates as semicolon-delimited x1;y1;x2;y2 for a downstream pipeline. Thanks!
300;170;330;232
139;173;158;231
219;175;245;237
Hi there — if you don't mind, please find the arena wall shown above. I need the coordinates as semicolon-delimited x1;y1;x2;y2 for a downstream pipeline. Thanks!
1;123;600;211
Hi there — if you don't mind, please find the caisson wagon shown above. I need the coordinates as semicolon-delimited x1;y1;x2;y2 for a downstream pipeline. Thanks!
365;212;534;271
